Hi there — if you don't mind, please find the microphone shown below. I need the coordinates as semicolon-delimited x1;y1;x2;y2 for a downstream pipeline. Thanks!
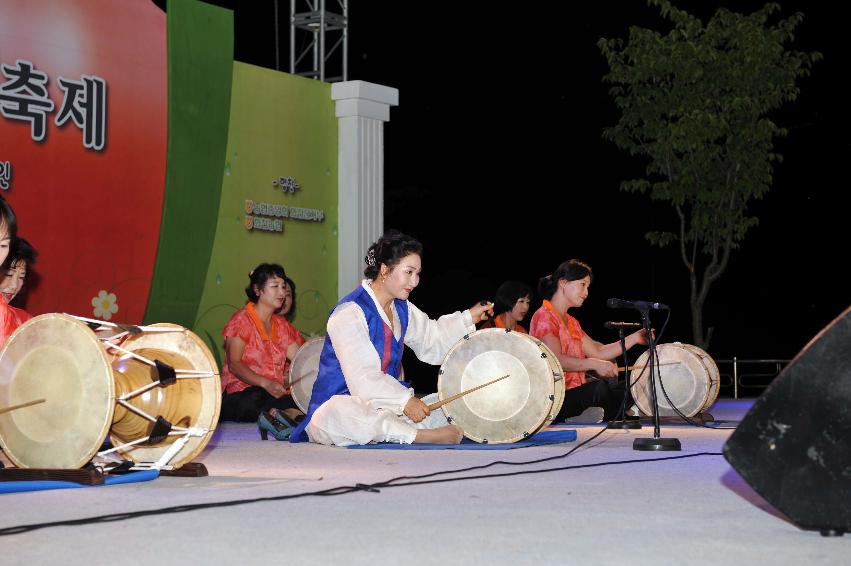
606;298;669;311
604;321;642;329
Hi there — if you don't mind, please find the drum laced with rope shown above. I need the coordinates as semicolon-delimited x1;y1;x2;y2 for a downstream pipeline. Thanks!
436;328;564;444
0;313;221;471
629;342;720;418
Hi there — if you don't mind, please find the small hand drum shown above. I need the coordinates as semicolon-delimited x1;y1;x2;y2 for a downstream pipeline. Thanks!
287;336;326;413
0;313;221;469
437;328;558;443
629;342;720;417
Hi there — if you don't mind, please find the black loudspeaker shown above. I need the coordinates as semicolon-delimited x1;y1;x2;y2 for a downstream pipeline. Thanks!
723;306;851;536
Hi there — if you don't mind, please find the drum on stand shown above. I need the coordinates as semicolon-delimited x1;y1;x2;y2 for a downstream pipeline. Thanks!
287;336;326;413
437;328;558;444
629;342;720;418
0;313;220;469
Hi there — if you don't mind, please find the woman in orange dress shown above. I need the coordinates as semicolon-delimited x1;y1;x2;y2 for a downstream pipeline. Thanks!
219;263;305;431
529;259;649;422
479;280;531;333
1;237;36;327
0;195;20;347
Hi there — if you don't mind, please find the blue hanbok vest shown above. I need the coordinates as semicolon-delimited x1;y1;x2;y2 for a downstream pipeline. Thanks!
290;285;409;442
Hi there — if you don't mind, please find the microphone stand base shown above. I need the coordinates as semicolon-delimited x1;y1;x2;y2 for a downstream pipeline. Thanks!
633;437;681;451
607;420;642;430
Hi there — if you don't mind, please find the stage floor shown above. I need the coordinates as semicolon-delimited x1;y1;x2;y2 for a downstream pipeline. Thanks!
1;398;848;564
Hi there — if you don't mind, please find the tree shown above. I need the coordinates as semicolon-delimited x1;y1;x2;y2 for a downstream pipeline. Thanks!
598;1;820;349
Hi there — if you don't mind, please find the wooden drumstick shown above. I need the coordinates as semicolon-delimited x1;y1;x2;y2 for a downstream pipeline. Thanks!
287;370;313;387
617;361;682;372
478;300;495;321
0;398;46;416
427;374;510;411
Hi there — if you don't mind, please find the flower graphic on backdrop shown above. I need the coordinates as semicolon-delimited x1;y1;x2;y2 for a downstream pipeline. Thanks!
92;290;119;320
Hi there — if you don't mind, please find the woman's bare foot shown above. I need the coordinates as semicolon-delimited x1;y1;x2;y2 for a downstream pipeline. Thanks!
414;424;464;444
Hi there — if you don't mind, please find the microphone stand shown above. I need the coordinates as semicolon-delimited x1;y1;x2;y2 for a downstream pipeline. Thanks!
607;327;641;430
633;308;680;451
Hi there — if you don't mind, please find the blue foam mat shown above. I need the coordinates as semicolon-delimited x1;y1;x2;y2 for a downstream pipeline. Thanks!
347;428;577;450
0;469;160;494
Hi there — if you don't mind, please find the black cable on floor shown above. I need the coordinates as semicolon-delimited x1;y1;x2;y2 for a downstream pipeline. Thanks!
0;421;723;537
368;451;724;489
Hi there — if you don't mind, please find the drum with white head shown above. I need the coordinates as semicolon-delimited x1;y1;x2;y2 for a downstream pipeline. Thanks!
437;328;558;443
629;342;720;417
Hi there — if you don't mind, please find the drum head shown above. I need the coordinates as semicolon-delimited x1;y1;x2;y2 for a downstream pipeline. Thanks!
0;313;114;469
111;324;221;468
630;342;714;417
438;329;554;443
288;336;325;413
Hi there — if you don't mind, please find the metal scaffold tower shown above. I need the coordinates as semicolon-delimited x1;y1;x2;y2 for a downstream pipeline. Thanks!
289;0;348;82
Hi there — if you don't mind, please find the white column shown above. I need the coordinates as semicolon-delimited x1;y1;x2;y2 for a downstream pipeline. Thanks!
332;80;399;298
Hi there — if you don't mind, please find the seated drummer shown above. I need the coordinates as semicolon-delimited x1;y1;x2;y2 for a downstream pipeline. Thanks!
478;280;531;333
0;195;20;347
290;229;493;446
1;237;37;326
530;259;650;423
219;263;305;435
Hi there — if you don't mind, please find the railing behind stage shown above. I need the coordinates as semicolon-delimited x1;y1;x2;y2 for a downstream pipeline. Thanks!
715;358;792;399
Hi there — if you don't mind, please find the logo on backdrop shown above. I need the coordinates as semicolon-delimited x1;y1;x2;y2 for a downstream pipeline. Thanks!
273;176;300;193
0;59;108;150
242;176;325;234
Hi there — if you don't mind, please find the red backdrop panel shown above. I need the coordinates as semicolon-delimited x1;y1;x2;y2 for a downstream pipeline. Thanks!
0;0;167;322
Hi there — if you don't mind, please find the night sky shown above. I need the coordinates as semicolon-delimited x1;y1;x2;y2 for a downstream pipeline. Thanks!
173;1;849;388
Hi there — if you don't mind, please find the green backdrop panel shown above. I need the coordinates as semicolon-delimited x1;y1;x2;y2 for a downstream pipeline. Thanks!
193;63;338;366
144;0;233;326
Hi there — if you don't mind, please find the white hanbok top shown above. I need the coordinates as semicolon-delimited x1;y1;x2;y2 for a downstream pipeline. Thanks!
326;280;474;414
